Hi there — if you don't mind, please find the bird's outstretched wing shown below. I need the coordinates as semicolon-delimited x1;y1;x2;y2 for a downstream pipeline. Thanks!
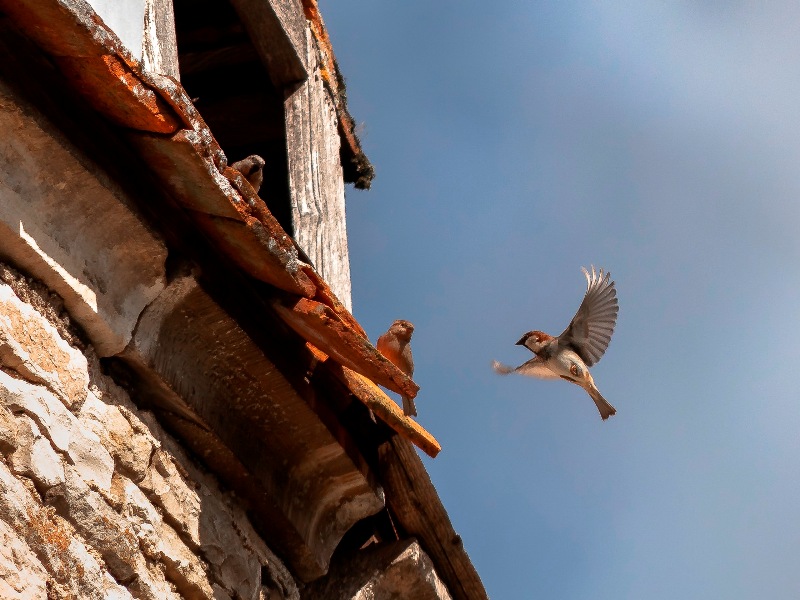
492;358;559;379
558;266;618;366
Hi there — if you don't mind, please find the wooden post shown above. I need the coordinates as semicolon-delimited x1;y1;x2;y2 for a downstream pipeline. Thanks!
284;28;353;311
141;0;180;79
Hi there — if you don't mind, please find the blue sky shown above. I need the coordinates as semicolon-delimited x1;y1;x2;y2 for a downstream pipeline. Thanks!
325;2;800;598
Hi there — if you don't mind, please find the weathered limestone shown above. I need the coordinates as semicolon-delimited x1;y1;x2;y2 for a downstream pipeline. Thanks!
0;79;167;357
10;414;66;491
0;517;49;600
0;371;115;494
0;278;89;409
0;459;133;599
0;402;18;453
79;392;155;482
0;274;299;599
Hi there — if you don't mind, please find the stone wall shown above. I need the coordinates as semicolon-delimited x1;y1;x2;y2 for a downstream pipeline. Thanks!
0;263;298;600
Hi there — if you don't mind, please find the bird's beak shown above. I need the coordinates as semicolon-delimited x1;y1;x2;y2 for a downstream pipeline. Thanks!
515;336;527;346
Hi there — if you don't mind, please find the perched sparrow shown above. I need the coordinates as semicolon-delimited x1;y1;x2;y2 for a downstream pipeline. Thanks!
376;320;417;417
231;155;265;192
493;266;618;420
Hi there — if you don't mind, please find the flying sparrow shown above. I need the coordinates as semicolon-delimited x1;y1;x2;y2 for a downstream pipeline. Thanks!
492;266;618;420
377;319;417;417
231;155;265;192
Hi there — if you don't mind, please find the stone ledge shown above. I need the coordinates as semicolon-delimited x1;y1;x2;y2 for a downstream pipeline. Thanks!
304;538;453;600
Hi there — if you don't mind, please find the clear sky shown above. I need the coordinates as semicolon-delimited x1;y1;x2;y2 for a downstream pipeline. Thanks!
324;2;800;598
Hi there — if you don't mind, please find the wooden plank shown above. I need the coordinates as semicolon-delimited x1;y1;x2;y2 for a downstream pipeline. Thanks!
285;29;353;311
378;437;490;600
228;0;308;87
339;366;440;459
307;345;440;458
299;264;366;338
142;0;180;78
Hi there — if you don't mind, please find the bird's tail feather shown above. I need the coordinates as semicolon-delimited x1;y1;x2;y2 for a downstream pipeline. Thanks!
402;395;417;417
491;360;515;375
587;385;616;420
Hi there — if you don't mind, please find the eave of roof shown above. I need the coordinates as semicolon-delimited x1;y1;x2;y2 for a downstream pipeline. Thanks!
0;0;436;457
0;2;489;597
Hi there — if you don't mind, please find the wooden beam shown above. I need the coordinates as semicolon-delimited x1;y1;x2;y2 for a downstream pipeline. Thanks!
142;0;180;79
338;367;440;459
228;0;308;88
124;276;385;581
308;345;441;458
378;437;489;600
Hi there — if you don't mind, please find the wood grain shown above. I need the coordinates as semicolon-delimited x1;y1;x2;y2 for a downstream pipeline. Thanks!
379;437;490;600
228;0;308;87
284;30;353;311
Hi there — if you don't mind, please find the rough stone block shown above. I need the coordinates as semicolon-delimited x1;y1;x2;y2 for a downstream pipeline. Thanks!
0;402;18;454
304;539;453;600
46;465;140;582
0;460;133;599
66;427;115;495
138;414;297;599
80;391;154;482
0;511;48;599
112;474;210;600
115;474;164;558
48;465;182;599
85;356;163;476
0;282;89;408
197;489;261;599
158;519;217;600
9;415;65;491
0;370;114;493
139;447;203;547
0;372;73;451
